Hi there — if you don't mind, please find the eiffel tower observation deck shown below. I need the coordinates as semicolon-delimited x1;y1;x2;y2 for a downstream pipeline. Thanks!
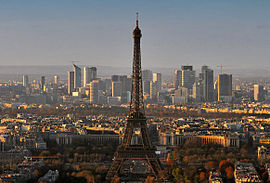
106;13;165;183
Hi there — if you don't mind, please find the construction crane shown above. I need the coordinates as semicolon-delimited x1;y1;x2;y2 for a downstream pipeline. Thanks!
217;65;224;74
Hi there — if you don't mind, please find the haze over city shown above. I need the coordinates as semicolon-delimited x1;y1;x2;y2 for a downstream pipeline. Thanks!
1;0;270;69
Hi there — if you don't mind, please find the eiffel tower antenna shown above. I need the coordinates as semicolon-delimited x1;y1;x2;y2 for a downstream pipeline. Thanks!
136;12;139;27
106;13;164;182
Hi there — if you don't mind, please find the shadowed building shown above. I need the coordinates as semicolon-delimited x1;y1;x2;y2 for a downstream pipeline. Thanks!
254;84;264;102
73;64;81;89
218;74;232;102
201;65;214;102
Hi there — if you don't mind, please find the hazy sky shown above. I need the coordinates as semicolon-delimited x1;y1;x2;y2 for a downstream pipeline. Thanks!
0;0;270;69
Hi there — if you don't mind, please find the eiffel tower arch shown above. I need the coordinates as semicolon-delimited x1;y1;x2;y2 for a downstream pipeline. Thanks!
106;13;165;182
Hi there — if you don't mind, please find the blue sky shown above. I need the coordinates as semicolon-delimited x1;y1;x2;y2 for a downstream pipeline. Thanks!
0;0;270;69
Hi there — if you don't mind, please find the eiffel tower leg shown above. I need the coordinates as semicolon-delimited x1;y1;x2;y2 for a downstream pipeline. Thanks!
140;122;151;147
106;157;123;182
146;157;164;182
122;123;133;146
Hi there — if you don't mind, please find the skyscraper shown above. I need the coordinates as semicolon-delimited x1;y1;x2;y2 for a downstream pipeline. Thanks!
254;84;264;102
192;81;202;102
112;81;122;97
173;70;181;89
41;76;45;91
201;65;214;102
73;64;81;89
150;81;158;101
68;71;74;95
153;73;162;91
142;69;153;82
143;80;151;96
54;75;59;85
218;74;232;102
90;80;99;104
83;67;97;87
111;75;120;82
23;75;29;87
142;70;152;96
181;65;195;90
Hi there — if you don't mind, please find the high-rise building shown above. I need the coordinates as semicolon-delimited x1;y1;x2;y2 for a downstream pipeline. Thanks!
173;70;181;89
90;67;97;81
54;75;59;85
119;75;128;93
172;87;189;104
83;67;97;87
150;81;158;101
142;69;153;82
143;80;151;96
68;71;74;95
218;74;232;102
83;67;89;87
90;80;99;104
201;65;214;102
41;76;45;91
111;75;121;82
73;64;81;89
112;81;122;97
192;81;202;102
254;84;264;102
23;75;29;87
153;73;162;91
181;65;195;90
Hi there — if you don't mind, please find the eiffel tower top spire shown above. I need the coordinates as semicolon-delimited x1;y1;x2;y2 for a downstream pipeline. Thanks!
130;13;144;119
136;12;139;27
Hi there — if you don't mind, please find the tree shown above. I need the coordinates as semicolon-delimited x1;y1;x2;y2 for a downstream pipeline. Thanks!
172;168;183;182
225;166;234;179
145;176;155;183
219;160;227;169
205;161;216;171
34;169;39;177
199;172;206;182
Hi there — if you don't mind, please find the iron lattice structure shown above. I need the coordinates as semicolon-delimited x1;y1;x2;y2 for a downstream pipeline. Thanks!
106;14;164;182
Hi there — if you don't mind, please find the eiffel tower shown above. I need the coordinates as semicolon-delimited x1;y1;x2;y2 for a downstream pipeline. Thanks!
106;13;164;182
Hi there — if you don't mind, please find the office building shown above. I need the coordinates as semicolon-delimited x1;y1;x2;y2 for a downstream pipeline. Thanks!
173;70;181;89
112;81;122;97
181;65;195;90
143;80;151;96
142;70;153;82
111;75;121;82
218;74;232;102
153;73;162;91
192;81;202;102
201;66;214;102
68;71;74;95
41;76;45;91
150;81;158;101
73;64;81;89
54;75;59;85
172;87;189;105
119;75;128;93
254;84;264;102
23;75;29;88
83;67;97;87
89;67;97;81
90;80;99;104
